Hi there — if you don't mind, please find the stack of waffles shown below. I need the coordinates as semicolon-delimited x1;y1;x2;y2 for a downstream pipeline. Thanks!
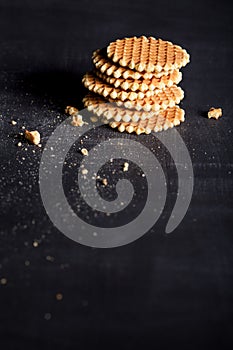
82;36;190;134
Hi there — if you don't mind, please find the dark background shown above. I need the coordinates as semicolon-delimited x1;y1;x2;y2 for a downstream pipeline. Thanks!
0;0;233;349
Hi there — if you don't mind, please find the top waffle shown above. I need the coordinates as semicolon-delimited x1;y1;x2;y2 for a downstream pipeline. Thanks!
107;36;190;73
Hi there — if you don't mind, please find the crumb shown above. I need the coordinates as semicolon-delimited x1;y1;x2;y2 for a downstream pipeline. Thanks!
65;105;79;116
33;241;39;248
0;278;7;285
81;148;88;156
25;260;30;266
17;142;22;147
44;313;51;321
22;126;25;130
102;178;108;186
25;130;41;145
90;116;98;123
71;114;84;127
46;255;55;262
123;162;129;172
208;107;222;120
82;168;88;175
11;120;17;125
56;293;63;301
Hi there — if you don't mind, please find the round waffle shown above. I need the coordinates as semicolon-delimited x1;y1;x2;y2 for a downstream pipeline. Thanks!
109;85;184;112
108;106;185;134
92;49;174;80
83;93;184;126
82;72;157;101
107;36;190;73
95;69;182;92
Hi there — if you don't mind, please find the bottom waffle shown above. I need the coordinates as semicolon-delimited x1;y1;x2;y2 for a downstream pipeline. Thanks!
108;107;185;134
83;93;185;134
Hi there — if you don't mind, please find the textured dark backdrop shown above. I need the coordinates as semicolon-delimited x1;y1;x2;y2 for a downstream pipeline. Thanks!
0;0;233;349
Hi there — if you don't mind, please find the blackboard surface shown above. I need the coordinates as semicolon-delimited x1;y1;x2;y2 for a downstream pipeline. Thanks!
0;0;233;349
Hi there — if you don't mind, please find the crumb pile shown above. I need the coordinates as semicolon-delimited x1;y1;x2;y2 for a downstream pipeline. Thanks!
82;36;190;134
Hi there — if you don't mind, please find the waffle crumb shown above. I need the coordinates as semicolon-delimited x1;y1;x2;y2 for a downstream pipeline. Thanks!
33;241;39;248
25;130;41;145
123;162;129;172
71;114;84;127
82;168;88;175
65;105;79;115
11;120;17;125
44;313;51;321
90;116;98;123
208;107;222;120
102;178;108;186
17;142;22;147
56;293;63;301
0;278;7;285
81;148;89;156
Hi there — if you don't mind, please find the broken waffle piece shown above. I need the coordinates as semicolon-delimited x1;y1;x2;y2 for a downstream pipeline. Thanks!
123;162;129;171
81;148;89;156
25;130;41;145
65;105;79;116
208;107;222;120
71;114;85;126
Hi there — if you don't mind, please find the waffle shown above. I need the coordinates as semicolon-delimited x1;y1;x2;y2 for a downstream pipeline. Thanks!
82;72;157;101
107;36;190;73
92;49;173;80
95;69;182;92
109;106;185;134
83;93;184;134
109;85;184;112
83;93;157;122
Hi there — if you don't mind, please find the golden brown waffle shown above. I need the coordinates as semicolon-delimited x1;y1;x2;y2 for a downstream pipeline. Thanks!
95;69;182;92
109;85;184;112
82;72;157;101
83;93;157;122
107;36;190;73
92;49;173;80
82;93;185;132
109;107;185;134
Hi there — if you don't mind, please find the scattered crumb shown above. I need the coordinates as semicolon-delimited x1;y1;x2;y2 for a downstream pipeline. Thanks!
102;178;108;186
17;142;22;147
22;126;25;130
90;116;98;123
25;130;41;145
65;105;79;116
11;120;17;125
81;148;88;156
82;168;88;175
208;107;222;120
33;241;39;248
0;278;7;285
44;313;51;321
46;255;55;262
71;114;84;127
56;293;63;301
123;162;129;172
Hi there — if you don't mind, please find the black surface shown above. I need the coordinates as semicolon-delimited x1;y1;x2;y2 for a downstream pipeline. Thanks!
0;0;233;349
